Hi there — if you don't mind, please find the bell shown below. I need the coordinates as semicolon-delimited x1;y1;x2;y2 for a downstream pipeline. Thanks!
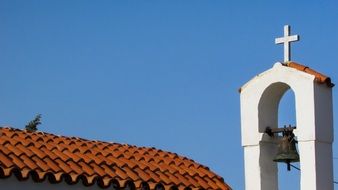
273;134;299;170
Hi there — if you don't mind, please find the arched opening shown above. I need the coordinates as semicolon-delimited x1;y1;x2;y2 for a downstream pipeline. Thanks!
278;89;300;190
258;82;300;189
258;82;290;132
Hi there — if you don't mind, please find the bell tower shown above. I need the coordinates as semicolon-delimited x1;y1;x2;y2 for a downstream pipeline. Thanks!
239;26;334;190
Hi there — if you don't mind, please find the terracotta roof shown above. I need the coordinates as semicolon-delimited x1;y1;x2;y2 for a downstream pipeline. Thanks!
0;127;231;190
285;62;334;87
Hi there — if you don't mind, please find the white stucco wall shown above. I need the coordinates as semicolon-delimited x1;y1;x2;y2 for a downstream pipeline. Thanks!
0;176;104;190
240;62;334;190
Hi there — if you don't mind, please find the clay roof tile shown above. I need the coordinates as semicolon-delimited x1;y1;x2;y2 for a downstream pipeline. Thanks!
0;151;14;168
286;62;334;87
0;127;231;190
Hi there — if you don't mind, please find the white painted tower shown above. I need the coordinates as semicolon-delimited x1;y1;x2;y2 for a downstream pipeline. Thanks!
239;26;334;190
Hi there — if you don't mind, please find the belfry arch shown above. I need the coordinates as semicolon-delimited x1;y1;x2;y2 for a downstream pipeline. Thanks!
240;62;334;190
260;82;300;189
258;82;292;133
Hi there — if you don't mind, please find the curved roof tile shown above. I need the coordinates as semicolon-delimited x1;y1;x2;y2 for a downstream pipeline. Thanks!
0;127;231;190
285;62;334;87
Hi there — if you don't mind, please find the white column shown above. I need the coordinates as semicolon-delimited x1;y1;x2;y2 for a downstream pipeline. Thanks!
298;141;333;190
296;82;334;190
243;143;278;190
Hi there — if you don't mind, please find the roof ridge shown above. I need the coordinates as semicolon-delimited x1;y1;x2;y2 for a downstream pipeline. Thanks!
0;127;118;145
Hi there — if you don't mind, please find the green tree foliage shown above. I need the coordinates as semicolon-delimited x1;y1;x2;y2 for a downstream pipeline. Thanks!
25;114;41;132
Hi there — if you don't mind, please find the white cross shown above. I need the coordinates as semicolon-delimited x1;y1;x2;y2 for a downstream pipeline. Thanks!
275;25;299;62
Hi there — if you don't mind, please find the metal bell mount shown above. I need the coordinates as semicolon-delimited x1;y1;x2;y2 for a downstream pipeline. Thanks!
265;125;300;171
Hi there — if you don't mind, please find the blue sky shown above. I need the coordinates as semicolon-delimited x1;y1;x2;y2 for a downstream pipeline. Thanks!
1;1;338;189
